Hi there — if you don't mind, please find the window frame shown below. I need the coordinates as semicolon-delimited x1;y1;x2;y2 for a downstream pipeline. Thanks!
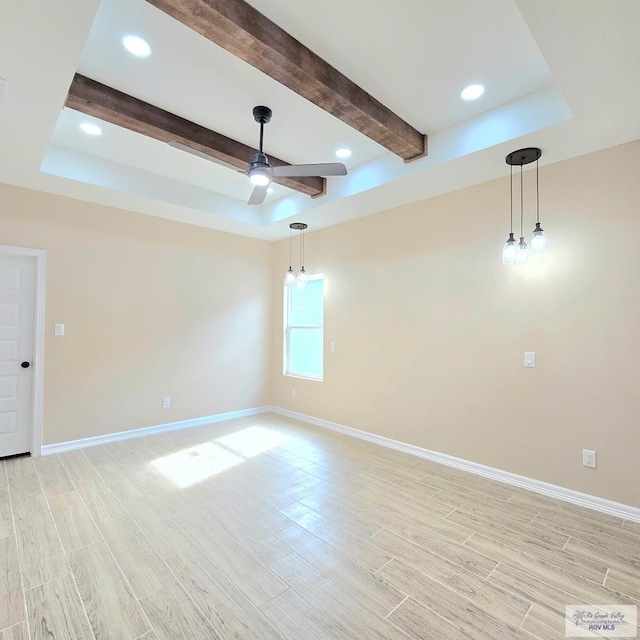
283;274;324;382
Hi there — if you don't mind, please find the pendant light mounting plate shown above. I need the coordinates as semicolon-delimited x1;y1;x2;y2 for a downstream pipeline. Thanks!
290;222;308;230
505;147;542;166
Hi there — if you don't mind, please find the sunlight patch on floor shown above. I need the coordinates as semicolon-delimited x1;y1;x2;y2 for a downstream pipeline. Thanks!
151;442;243;488
216;426;292;457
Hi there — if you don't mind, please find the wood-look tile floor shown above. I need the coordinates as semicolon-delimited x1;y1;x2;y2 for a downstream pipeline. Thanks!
1;413;639;639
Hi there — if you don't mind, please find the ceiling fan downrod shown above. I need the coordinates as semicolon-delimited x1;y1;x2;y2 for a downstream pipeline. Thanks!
253;105;272;156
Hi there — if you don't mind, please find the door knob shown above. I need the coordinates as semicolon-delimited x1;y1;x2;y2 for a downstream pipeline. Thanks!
21;361;30;368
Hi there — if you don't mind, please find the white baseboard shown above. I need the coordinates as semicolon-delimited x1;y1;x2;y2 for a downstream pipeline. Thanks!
271;406;640;524
40;406;271;455
41;403;640;523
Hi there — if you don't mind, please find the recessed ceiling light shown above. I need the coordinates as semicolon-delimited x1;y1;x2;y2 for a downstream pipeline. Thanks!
267;187;274;194
335;148;352;159
79;122;102;136
123;35;151;58
461;84;485;101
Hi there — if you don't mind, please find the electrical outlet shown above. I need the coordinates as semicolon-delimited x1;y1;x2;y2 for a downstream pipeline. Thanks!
162;396;171;408
583;449;596;468
291;388;296;398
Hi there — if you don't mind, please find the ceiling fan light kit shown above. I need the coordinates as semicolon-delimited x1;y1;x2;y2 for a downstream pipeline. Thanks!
502;147;548;266
249;169;271;186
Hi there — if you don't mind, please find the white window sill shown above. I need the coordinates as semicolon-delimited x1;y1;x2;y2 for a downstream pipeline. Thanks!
284;372;323;382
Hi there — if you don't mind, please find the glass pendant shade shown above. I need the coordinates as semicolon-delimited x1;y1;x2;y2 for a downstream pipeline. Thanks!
285;267;295;284
531;222;549;253
515;237;530;265
502;233;517;264
297;266;308;288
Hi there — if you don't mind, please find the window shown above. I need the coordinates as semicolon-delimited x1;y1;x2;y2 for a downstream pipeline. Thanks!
284;276;323;380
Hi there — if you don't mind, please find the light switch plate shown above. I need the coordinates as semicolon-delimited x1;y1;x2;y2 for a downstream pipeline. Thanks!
524;352;536;368
54;324;65;336
162;397;171;408
330;342;336;353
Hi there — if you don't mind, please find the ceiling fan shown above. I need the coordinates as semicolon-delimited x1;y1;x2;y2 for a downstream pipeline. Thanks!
169;106;348;205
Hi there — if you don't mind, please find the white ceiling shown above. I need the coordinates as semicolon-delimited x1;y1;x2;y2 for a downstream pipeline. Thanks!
0;0;639;240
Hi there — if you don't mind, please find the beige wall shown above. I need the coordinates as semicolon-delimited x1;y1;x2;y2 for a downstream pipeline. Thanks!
271;140;640;508
0;184;272;445
2;140;638;508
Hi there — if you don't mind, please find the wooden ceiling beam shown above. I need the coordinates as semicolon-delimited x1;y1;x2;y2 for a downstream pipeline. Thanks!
145;0;428;162
65;74;326;198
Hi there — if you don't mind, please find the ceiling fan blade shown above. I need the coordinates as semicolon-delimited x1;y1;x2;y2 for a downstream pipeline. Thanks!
247;184;268;205
168;141;246;173
272;162;347;178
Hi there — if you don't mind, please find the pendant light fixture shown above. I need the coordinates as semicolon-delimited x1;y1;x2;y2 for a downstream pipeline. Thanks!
286;222;309;288
502;163;517;264
503;147;542;266
285;225;295;284
530;156;549;253
297;222;308;288
515;162;529;266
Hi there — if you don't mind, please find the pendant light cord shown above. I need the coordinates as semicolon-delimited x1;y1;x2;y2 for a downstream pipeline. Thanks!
301;227;305;268
520;165;524;238
536;158;540;224
510;164;513;234
288;227;292;267
299;227;303;269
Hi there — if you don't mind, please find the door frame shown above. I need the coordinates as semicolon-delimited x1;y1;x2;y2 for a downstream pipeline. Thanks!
0;244;46;457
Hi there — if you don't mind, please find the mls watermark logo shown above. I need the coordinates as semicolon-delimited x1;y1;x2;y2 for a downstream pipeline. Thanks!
566;605;637;637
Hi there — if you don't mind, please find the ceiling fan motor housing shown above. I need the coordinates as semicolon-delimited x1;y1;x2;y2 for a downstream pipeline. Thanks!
250;151;270;170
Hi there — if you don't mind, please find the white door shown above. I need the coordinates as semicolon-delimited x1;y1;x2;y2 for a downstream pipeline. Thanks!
0;257;35;457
